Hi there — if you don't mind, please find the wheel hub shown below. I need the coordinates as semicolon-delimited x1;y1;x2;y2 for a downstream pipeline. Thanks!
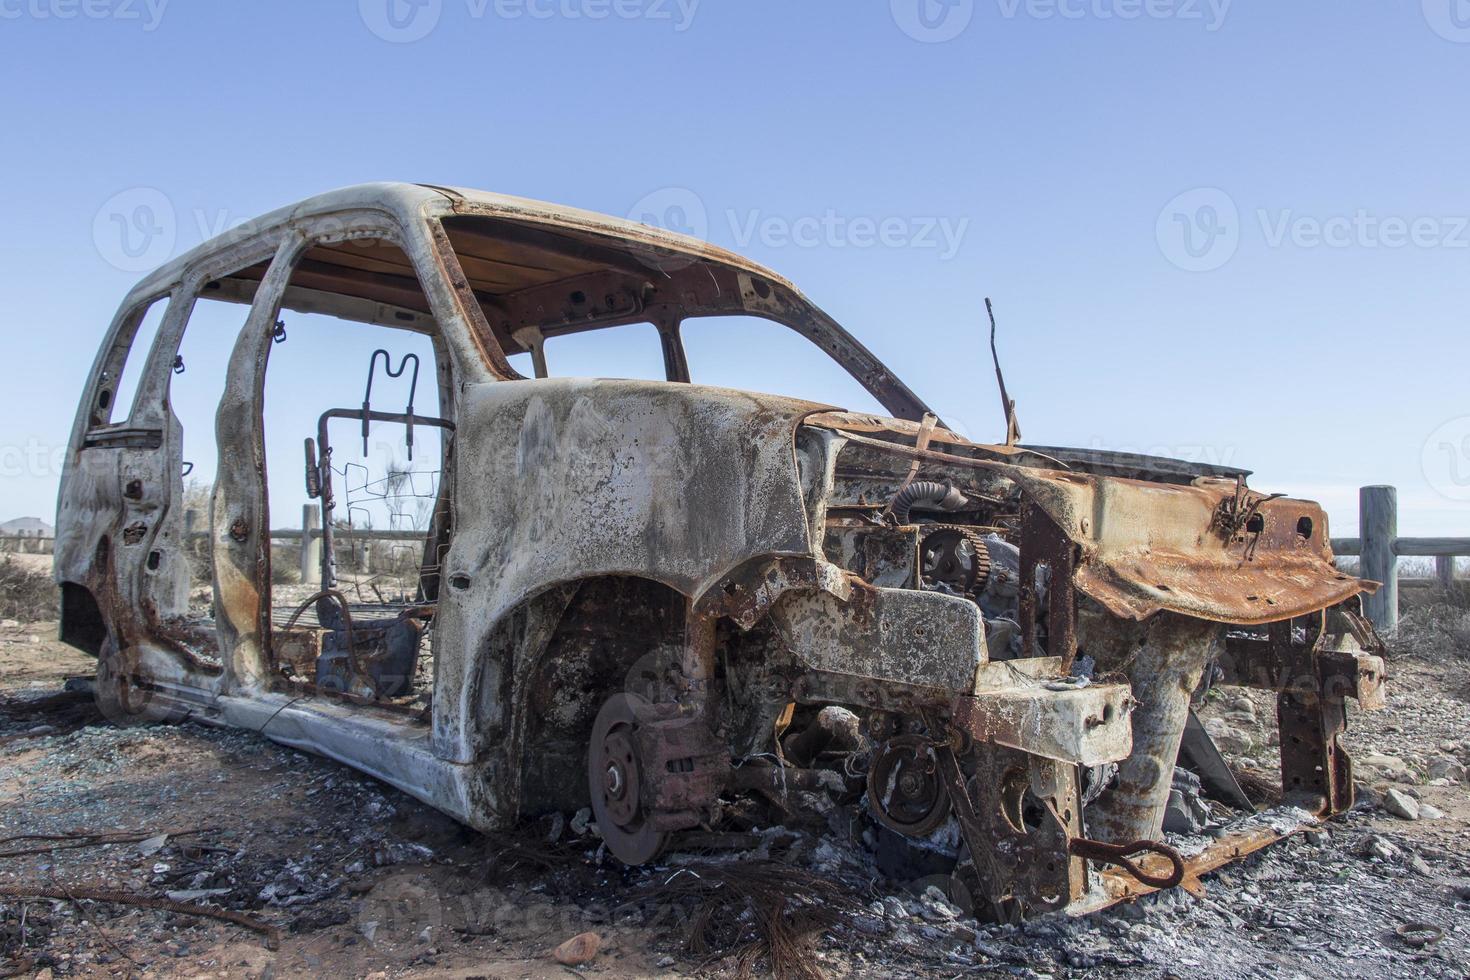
587;693;669;865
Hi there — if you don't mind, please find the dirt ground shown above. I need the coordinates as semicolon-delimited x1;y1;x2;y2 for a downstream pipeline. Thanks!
3;574;1470;979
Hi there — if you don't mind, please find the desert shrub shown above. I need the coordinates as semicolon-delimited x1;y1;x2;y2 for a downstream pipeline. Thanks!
270;544;302;585
0;556;59;622
1392;600;1470;662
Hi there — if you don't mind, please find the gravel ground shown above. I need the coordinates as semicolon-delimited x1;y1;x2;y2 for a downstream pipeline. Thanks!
2;598;1469;979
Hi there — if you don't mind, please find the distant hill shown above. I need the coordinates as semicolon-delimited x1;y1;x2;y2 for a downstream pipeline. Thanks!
1;517;54;537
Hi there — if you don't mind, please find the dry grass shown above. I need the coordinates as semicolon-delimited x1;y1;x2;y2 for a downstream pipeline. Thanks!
0;555;57;622
646;862;866;980
1393;598;1470;662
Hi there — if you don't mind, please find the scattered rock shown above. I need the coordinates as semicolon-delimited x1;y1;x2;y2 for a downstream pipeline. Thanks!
1225;695;1257;723
1426;757;1466;784
1204;718;1251;755
553;931;601;966
1419;803;1446;820
164;888;231;902
920;885;961;921
1359;753;1410;778
138;834;169;857
1163;770;1212;835
1359;835;1400;861
1383;788;1420;821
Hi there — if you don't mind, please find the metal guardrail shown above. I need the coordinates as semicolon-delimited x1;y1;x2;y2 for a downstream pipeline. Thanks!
0;535;54;555
180;506;427;584
1328;486;1467;632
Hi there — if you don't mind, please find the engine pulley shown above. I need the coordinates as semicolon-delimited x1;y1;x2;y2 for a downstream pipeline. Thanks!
867;734;952;837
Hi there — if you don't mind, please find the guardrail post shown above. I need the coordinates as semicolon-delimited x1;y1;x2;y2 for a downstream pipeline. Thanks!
1360;485;1398;632
1438;556;1457;592
301;505;322;586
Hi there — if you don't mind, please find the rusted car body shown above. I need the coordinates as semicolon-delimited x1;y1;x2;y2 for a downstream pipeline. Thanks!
56;183;1386;919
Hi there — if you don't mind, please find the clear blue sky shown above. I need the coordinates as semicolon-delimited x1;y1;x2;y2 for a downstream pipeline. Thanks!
2;0;1467;537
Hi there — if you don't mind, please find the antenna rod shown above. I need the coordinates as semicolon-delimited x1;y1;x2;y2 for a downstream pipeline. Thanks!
986;298;1022;447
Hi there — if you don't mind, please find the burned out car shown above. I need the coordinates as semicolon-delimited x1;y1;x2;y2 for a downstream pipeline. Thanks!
57;183;1386;919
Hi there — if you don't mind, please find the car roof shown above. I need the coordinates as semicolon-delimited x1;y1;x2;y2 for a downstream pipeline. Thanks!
125;181;800;303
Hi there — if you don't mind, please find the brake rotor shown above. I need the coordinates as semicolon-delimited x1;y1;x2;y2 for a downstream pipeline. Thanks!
588;692;669;865
867;734;952;837
920;526;991;596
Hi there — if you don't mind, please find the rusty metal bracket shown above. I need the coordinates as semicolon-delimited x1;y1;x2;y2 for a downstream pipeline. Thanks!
1272;619;1355;815
1018;497;1078;670
1068;837;1186;890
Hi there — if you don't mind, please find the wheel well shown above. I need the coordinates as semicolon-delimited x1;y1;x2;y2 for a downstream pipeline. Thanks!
60;582;108;656
516;575;688;816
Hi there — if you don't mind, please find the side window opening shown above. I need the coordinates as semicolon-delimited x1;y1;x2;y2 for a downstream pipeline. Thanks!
504;350;536;378
97;296;169;425
537;322;667;381
154;293;252;664
169;296;250;495
679;315;888;415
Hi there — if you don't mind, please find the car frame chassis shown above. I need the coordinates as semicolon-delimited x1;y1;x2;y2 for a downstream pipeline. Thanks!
56;183;1386;919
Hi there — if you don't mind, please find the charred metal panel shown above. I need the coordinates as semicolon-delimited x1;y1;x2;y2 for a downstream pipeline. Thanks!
1013;470;1367;626
769;583;984;694
823;525;920;588
432;379;825;765
955;664;1132;767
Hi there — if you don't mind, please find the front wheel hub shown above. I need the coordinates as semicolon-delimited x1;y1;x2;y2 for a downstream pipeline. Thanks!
588;693;668;865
